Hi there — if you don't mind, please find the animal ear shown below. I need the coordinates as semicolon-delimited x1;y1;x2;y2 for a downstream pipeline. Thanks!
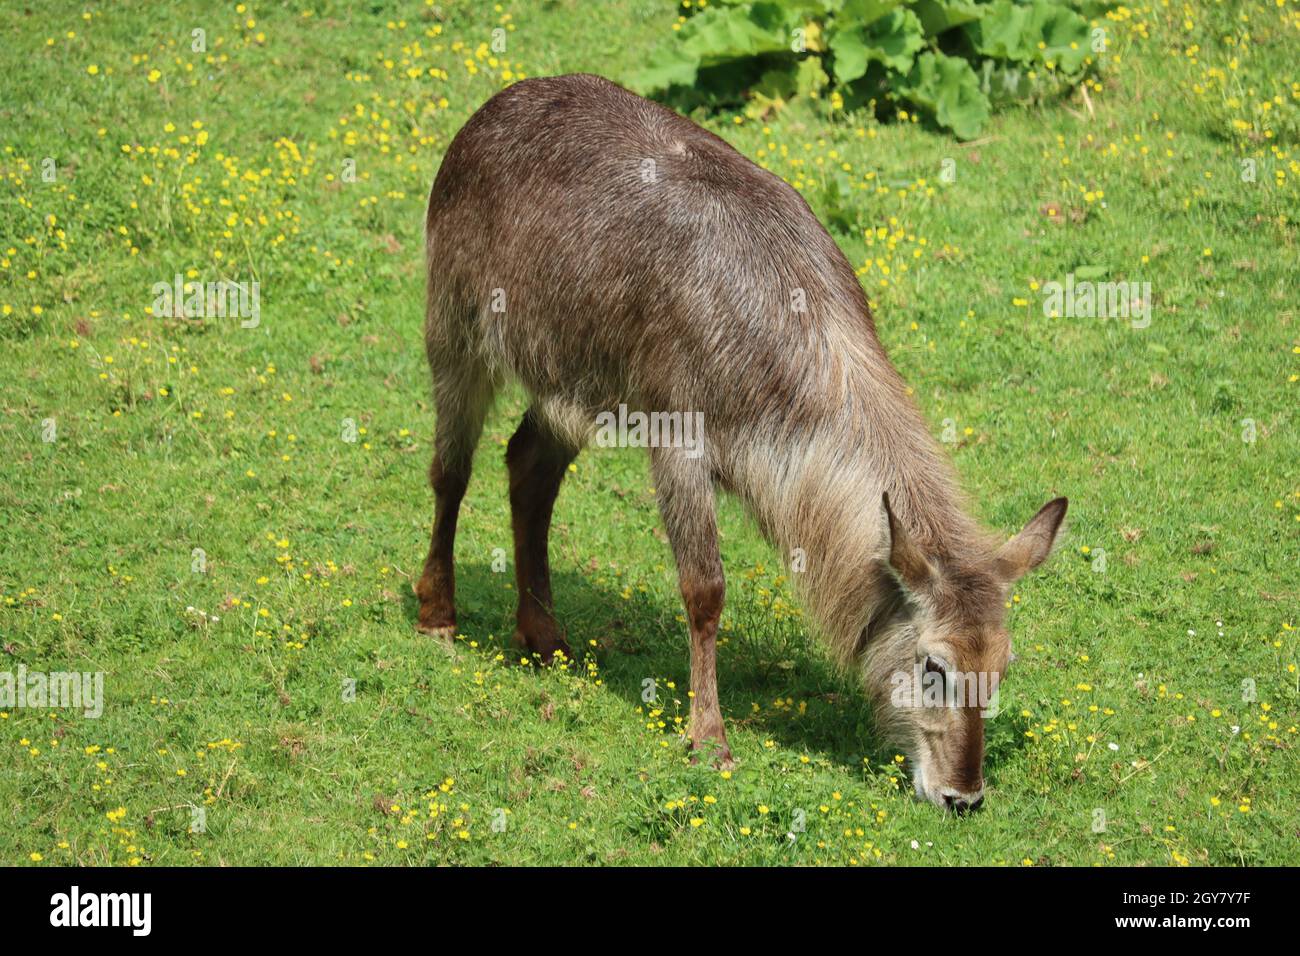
882;492;935;592
994;497;1069;582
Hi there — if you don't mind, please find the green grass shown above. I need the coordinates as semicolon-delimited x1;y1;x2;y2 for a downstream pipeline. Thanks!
1;0;1296;866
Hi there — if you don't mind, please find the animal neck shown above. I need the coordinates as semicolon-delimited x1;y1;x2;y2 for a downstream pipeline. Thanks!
727;357;986;664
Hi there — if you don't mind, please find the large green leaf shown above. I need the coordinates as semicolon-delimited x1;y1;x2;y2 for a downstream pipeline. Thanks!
968;0;1036;61
627;1;803;94
829;7;925;82
835;0;904;29
626;45;700;94
968;0;1092;74
898;51;991;139
1031;2;1092;74
680;3;797;68
910;0;985;36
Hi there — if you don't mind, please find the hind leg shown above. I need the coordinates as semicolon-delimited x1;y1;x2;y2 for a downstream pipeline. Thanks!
415;361;494;639
506;408;578;663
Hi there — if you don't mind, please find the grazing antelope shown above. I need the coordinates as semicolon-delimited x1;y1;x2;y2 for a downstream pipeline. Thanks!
416;74;1067;811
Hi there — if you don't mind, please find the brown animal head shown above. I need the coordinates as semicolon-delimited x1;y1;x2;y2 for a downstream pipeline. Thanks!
870;494;1068;812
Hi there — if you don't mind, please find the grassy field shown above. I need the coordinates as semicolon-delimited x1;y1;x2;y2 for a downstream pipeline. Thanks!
1;0;1296;867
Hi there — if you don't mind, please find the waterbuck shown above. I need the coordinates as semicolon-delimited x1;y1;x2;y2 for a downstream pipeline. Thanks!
416;74;1067;811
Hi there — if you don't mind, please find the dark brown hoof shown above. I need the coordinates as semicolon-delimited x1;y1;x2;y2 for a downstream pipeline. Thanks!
416;622;457;641
689;738;735;771
513;627;575;666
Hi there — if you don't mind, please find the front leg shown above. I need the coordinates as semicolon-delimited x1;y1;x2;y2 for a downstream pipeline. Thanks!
681;572;730;768
649;447;732;769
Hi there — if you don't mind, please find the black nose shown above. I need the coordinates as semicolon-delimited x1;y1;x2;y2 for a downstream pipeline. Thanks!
944;794;984;814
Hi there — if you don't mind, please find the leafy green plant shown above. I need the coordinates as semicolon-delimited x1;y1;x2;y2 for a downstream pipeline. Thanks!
628;0;1110;138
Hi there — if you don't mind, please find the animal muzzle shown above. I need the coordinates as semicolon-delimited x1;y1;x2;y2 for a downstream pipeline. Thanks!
940;788;985;814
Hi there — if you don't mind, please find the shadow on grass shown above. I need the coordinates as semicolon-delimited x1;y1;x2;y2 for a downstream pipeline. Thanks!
402;562;1026;777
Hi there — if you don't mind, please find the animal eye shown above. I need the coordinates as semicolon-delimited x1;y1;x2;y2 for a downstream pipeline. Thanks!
924;655;946;678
